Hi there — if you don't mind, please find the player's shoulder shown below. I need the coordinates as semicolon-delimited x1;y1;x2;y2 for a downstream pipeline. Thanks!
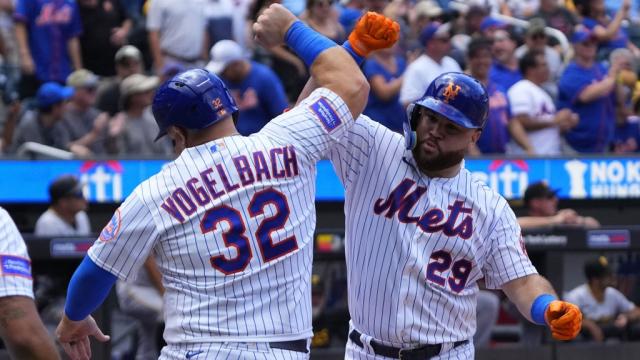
356;115;403;144
134;160;181;203
0;206;13;229
0;206;9;219
287;87;352;121
464;169;510;207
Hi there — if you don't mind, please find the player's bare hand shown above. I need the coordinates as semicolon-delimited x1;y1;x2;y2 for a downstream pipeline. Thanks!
545;300;582;341
348;12;400;57
253;4;298;49
56;315;110;360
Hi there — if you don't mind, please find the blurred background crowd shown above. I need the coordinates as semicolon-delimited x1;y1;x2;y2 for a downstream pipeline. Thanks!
1;0;640;158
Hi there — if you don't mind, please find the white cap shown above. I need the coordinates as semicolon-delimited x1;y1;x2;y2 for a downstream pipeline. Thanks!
206;40;246;75
115;45;142;63
414;0;443;18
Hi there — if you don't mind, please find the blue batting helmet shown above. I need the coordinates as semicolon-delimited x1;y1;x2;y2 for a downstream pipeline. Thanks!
152;69;239;140
403;72;489;149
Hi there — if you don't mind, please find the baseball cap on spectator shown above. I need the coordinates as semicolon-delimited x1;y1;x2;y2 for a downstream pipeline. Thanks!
115;45;142;64
527;18;547;37
570;27;596;44
523;181;559;206
48;175;84;204
66;69;99;89
480;17;507;32
584;256;612;281
120;74;159;99
206;40;246;75
420;22;451;45
36;82;74;108
414;0;443;19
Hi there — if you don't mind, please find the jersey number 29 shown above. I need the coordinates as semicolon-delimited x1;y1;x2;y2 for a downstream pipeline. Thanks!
426;250;472;293
200;188;298;274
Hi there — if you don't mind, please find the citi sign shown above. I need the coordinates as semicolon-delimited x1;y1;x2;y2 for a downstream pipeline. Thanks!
79;161;123;202
470;160;529;199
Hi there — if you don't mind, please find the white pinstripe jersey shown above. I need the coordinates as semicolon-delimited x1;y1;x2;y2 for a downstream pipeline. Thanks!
0;207;34;299
88;88;354;344
328;116;537;345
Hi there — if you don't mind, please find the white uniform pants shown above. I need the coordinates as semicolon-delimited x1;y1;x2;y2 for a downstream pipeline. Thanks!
159;341;310;360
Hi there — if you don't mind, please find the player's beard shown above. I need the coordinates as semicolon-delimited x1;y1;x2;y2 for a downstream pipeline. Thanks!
412;142;466;174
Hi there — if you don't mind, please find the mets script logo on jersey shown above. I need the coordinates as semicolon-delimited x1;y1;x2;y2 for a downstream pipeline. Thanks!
373;179;473;238
442;81;461;103
99;208;121;242
310;97;341;132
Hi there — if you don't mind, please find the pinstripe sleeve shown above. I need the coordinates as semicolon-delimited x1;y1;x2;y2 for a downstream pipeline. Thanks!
327;115;379;188
482;202;538;289
87;191;160;281
260;88;354;162
0;207;33;299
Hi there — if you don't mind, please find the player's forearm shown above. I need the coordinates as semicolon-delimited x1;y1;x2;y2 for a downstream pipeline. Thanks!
502;274;558;323
64;256;117;321
0;296;60;360
309;46;369;117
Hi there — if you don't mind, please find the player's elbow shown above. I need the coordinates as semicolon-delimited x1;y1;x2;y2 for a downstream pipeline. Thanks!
346;72;370;115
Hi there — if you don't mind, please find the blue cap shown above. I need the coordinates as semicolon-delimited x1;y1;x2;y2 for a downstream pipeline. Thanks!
36;82;74;108
419;22;450;45
571;28;596;44
480;17;507;32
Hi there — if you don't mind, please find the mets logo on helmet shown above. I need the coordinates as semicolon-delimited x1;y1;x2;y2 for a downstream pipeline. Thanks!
443;81;461;103
212;97;227;117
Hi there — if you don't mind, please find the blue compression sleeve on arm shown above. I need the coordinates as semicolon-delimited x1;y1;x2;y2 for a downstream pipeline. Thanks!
531;294;556;325
285;20;336;67
64;256;117;321
342;41;365;66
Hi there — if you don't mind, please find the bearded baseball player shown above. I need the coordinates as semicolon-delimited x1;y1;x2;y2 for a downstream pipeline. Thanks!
303;71;582;358
54;5;398;360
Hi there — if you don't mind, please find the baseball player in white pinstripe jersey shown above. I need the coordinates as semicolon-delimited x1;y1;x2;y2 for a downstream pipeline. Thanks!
54;6;399;360
301;72;583;358
0;207;59;359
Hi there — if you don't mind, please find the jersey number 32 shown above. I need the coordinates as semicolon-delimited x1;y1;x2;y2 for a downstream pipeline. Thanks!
200;188;298;274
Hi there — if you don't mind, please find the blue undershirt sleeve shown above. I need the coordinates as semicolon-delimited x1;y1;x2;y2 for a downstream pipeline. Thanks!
64;256;118;321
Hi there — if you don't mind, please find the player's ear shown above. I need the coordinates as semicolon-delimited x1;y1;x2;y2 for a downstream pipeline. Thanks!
470;129;482;144
167;126;187;153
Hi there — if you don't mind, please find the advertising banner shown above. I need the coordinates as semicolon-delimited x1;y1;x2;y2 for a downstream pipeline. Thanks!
1;157;639;203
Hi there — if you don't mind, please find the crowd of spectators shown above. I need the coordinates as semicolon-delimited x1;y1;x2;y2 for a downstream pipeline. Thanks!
0;0;640;157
